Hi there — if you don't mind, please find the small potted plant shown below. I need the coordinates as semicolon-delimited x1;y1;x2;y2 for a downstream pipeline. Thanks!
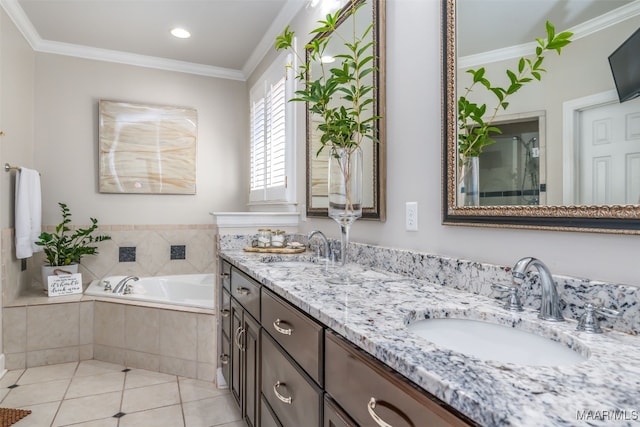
35;202;111;289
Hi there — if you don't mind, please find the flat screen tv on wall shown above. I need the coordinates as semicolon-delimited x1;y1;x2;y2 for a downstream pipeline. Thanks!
609;27;640;103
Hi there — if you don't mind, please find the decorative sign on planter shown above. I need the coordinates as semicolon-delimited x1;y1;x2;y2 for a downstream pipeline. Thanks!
48;273;82;296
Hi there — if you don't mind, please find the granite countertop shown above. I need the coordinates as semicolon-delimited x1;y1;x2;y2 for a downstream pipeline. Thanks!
220;250;640;427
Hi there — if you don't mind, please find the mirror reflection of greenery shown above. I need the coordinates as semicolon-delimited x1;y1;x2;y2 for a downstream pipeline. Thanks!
275;0;380;158
457;21;572;159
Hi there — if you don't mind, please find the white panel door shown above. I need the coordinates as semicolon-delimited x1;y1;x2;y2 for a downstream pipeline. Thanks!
578;97;640;204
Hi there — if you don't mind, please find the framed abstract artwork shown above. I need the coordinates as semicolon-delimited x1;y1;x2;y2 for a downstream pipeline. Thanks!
98;100;197;194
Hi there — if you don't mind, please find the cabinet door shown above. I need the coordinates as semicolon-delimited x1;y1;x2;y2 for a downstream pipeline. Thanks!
220;288;231;339
220;333;231;388
230;299;243;408
324;395;357;427
325;332;474;427
220;260;231;291
244;313;261;427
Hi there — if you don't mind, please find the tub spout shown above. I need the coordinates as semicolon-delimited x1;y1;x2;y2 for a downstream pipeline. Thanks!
113;276;139;294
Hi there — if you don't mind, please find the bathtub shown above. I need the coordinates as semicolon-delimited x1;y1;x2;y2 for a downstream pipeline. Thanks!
85;274;214;310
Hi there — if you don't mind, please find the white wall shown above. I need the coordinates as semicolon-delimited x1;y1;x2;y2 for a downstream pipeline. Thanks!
33;53;248;226
4;0;640;292
278;0;640;287
0;9;35;228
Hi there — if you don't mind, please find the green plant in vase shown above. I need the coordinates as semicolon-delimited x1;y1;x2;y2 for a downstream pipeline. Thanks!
35;202;111;289
276;0;379;271
457;21;572;206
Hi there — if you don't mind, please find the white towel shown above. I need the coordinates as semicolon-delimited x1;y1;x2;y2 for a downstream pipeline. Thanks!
15;167;43;259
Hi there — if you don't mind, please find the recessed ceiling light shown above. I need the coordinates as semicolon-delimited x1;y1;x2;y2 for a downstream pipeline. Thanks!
171;28;191;39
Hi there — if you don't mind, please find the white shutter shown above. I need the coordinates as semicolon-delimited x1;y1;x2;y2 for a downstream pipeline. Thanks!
249;52;295;204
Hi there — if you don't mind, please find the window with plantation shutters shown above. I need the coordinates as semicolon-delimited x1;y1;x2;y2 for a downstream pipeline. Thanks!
249;53;295;204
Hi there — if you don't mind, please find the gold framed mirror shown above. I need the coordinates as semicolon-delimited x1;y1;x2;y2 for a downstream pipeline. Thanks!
306;0;386;220
443;0;640;233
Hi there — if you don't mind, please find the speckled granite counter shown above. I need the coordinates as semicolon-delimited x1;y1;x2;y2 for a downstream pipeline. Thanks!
220;247;640;427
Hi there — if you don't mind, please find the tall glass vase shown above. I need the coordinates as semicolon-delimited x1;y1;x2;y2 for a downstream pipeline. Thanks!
458;156;480;207
327;146;362;283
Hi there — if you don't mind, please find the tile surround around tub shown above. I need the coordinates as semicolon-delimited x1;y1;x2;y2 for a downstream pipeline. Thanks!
93;301;216;381
1;224;216;305
219;234;640;335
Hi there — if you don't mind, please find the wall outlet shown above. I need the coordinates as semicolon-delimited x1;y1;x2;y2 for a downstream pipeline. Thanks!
405;202;418;231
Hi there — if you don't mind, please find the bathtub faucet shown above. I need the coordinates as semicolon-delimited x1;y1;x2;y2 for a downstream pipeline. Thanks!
112;276;139;294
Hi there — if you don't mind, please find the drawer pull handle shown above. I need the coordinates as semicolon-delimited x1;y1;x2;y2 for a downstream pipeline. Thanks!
220;308;230;317
368;398;415;427
273;381;292;404
234;327;246;352
368;398;393;427
219;354;229;364
273;319;294;335
236;287;251;296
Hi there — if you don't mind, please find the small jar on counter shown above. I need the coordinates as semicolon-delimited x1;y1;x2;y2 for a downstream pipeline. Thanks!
257;229;272;247
271;230;286;247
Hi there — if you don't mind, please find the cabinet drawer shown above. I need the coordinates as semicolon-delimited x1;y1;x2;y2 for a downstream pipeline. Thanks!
325;332;474;427
219;333;230;388
231;268;260;319
261;395;283;427
261;331;322;427
324;395;357;427
220;261;231;291
262;288;324;385
220;288;231;338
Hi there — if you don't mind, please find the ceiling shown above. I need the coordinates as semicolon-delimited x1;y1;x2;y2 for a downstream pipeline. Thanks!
1;0;306;80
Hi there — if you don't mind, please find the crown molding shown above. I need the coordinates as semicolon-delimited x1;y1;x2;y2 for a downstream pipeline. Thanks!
0;0;246;80
242;0;307;79
459;1;640;69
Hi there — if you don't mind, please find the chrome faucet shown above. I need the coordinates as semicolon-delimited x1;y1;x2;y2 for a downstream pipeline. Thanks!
307;230;331;261
512;257;565;322
112;275;139;294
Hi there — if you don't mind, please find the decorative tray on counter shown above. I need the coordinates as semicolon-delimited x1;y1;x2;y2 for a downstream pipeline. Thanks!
243;246;306;254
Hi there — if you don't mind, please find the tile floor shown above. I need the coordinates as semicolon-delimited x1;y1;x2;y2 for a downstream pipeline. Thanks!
0;360;245;427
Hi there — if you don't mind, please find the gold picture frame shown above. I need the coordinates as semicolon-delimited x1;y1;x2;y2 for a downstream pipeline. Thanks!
98;100;197;194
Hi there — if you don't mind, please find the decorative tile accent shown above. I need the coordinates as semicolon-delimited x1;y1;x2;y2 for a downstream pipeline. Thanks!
170;245;186;260
119;247;136;262
113;412;126;418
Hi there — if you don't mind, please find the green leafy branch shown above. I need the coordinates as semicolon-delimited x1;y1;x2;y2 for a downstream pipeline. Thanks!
275;0;379;156
458;21;572;159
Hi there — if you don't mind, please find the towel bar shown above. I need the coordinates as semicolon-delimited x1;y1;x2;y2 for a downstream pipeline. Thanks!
4;163;20;172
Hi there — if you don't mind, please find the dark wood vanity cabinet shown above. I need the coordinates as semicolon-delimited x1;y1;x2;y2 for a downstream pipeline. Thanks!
218;258;476;427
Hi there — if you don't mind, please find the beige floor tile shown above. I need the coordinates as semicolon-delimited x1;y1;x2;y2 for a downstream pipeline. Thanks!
2;379;70;407
216;422;246;427
13;401;60;427
183;394;242;427
179;377;228;403
122;381;180;413
18;362;78;385
75;360;126;377
119;404;185;427
65;371;125;399
125;368;177;389
0;369;24;388
52;391;122;427
58;418;119;427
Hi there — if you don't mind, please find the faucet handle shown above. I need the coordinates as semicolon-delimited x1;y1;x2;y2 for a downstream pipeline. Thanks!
577;302;620;334
491;284;523;312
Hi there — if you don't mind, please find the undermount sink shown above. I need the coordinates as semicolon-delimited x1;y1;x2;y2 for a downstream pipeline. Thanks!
407;318;588;366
